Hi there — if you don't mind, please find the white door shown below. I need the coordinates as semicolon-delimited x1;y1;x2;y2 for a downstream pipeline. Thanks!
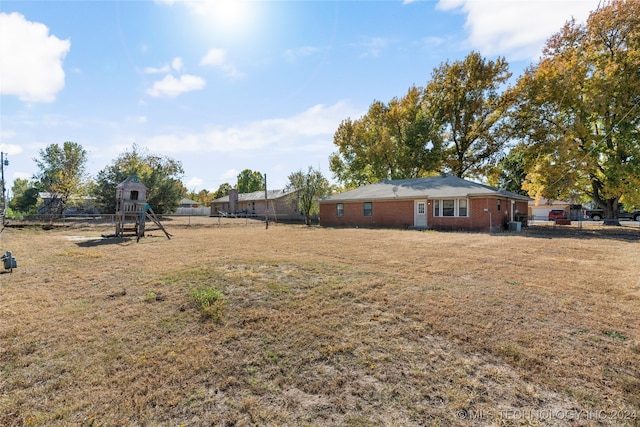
414;200;427;227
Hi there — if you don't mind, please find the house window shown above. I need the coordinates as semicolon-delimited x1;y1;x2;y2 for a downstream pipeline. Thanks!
417;202;425;214
433;199;469;217
442;199;455;216
363;202;373;217
497;199;501;211
336;203;344;217
130;190;139;201
459;199;468;216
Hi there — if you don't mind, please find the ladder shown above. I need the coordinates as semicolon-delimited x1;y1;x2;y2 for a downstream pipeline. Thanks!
140;205;171;241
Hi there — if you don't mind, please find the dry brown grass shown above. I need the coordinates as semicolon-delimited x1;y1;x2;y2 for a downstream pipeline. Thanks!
1;218;639;426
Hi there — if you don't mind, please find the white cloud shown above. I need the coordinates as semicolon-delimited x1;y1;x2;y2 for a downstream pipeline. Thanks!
137;100;363;154
144;65;171;74
143;57;183;74
200;48;243;79
352;37;391;59
125;115;147;124
200;48;225;66
221;169;238;180
171;57;183;71
283;46;321;63
146;74;206;97
0;12;70;102
155;0;209;15
436;0;600;61
0;142;23;156
12;172;32;181
0;129;16;139
185;176;203;188
421;36;446;47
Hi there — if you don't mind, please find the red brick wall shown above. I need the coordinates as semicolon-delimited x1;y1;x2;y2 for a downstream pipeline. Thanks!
320;197;529;232
320;200;413;228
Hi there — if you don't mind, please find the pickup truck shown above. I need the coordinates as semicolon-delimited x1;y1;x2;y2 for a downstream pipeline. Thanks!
584;208;640;221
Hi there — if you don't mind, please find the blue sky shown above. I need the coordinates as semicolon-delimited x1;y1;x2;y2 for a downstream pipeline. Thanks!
1;0;599;194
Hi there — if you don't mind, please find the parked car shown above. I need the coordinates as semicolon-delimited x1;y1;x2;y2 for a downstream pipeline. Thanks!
548;209;568;220
584;207;640;221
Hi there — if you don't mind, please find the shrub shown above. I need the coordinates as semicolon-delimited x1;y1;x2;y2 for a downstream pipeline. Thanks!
190;287;226;323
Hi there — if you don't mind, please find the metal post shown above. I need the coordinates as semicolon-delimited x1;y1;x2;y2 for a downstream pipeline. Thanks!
1;152;7;225
264;174;268;229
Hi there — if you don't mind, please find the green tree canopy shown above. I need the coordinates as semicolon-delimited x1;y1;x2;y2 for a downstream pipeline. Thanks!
286;166;330;225
329;85;443;187
33;141;88;214
513;0;640;219
8;178;40;215
185;189;215;206
486;145;529;196
329;54;514;187
424;51;515;179
214;182;232;199
93;144;185;214
236;169;264;193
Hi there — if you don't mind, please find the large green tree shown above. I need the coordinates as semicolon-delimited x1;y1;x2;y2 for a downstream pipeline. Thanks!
214;182;232;199
185;189;215;206
286;166;330;225
513;0;640;219
93;144;185;214
329;86;443;187
424;51;515;179
33;141;88;214
236;169;264;193
486;145;529;196
8;178;39;215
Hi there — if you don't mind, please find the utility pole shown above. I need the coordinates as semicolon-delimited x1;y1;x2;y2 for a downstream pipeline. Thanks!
264;174;268;229
1;152;7;225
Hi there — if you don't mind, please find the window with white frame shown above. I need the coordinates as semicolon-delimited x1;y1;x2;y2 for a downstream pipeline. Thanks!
442;199;455;216
459;199;468;216
432;198;469;217
336;203;344;217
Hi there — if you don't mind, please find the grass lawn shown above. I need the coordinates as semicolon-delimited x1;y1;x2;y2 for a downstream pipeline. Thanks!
1;218;639;426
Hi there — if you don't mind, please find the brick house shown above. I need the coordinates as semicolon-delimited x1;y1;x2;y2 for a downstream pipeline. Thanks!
319;175;531;232
210;188;303;221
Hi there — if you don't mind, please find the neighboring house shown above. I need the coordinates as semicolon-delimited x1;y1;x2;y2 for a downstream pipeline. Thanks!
210;188;302;221
180;198;200;208
319;175;531;232
37;192;62;214
528;198;569;221
174;197;209;216
528;198;582;221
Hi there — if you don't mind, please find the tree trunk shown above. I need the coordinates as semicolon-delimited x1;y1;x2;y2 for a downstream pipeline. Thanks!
600;198;621;226
591;180;621;225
